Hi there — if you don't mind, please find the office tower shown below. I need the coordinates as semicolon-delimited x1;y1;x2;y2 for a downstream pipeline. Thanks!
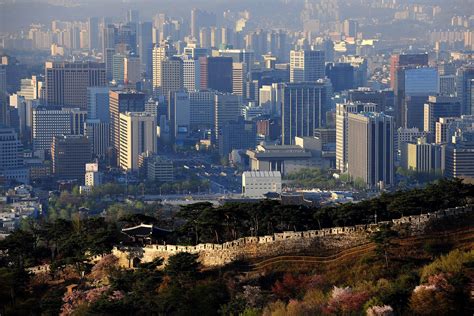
152;41;178;95
102;24;117;78
85;162;103;187
424;95;461;133
0;127;28;184
390;53;429;127
168;91;190;141
246;80;259;103
326;63;354;92
290;49;325;83
124;55;141;85
119;112;156;171
112;54;126;83
87;87;110;122
339;56;368;88
218;119;257;157
347;112;394;188
88;17;99;50
439;74;456;96
403;67;439;130
45;61;106;110
445;133;474;178
335;102;378;172
456;65;474;115
138;22;153;79
156;57;183;97
281;81;332;145
0;64;7;94
214;93;242;140
52;135;91;182
199;27;211;49
109;90;146;163
435;117;458;144
189;90;215;130
342;19;358;38
232;62;247;97
32;108;72;152
206;57;233;93
146;155;174;182
401;138;443;174
182;56;201;91
85;119;110;160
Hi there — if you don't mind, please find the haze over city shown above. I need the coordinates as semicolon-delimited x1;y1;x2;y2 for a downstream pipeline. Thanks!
0;0;473;315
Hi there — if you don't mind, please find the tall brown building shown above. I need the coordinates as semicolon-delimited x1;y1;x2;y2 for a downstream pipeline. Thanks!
51;135;91;183
45;61;106;110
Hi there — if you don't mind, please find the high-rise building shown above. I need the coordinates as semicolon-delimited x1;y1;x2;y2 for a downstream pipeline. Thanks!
335;102;377;172
439;74;456;96
191;9;216;41
168;91;190;141
423;95;461;133
281;81;332;145
214;93;242;140
342;19;358;38
456;65;474;115
52;134;91;183
119;112;156;171
396;127;429;156
348;88;394;113
124;55;141;86
45;61;106;110
206;57;233;93
290;49;325;83
218;119;256;157
88;17;100;50
403;67;439;129
84;119;110;160
347;112;394;188
445;134;474;179
109;90;146;163
182;56;201;91
0;127;28;184
326;63;354;92
189;90;215;130
219;49;255;74
138;22;153;79
435;116;474;144
32;107;72;152
87;87;110;122
390;53;429;127
232;62;247;97
152;40;177;94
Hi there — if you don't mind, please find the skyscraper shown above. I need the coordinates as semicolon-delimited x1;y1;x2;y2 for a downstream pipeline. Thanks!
32;107;72;152
138;22;153;79
206;57;233;93
119;112;156;171
347;112;394;188
214;93;242;141
423;95;461;133
218;119;257;157
109;90;146;164
152;40;178;95
335;102;378;172
390;53;429;127
87;87;110;122
290;50;325;83
88;17;99;50
189;90;215;130
0;127;28;184
326;63;355;92
281;80;332;145
456;65;474;115
45;61;106;110
84;119;110;160
52;134;91;183
182;56;201;91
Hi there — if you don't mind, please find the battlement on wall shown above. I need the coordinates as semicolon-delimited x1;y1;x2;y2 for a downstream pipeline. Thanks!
112;205;473;268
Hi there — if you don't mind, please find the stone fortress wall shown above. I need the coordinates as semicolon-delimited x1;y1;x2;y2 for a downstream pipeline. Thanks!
112;205;473;268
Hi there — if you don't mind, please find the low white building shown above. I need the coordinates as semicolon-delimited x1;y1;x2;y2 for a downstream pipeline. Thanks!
242;171;282;199
85;162;103;187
